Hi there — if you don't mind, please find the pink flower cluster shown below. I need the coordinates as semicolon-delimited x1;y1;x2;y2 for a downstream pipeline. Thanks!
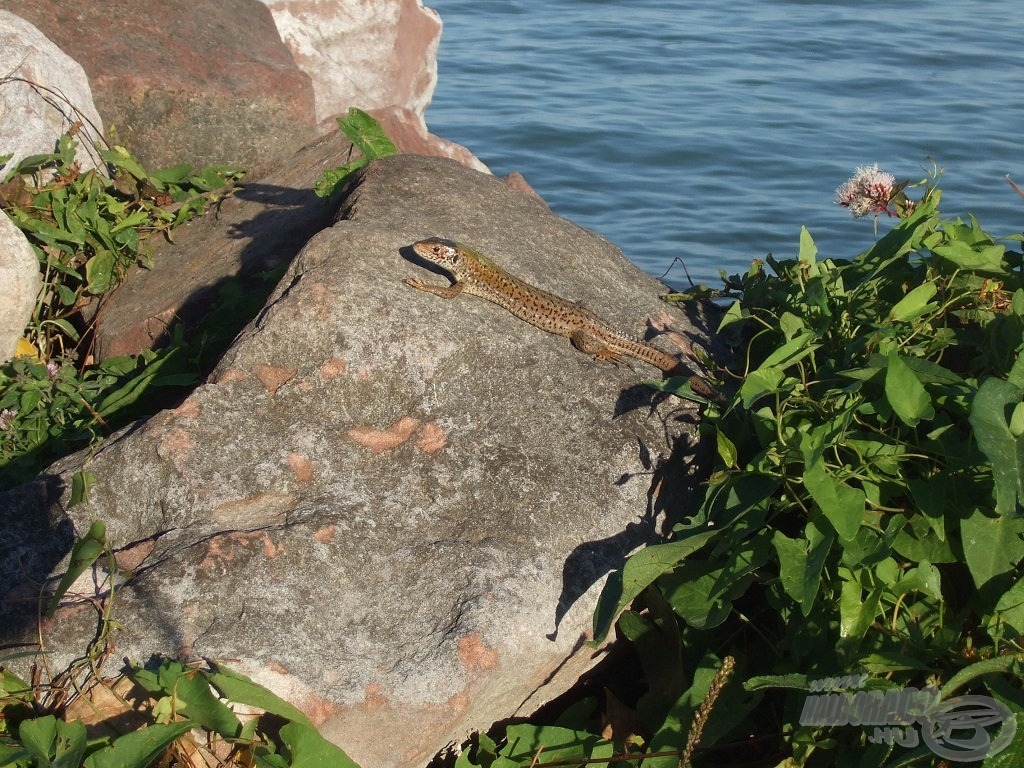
835;164;896;217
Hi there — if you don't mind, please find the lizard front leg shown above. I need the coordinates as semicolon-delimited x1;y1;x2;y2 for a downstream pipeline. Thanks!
404;278;465;299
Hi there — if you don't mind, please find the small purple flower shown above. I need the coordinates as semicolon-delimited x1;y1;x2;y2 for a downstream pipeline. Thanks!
836;164;897;217
0;408;16;431
46;361;60;380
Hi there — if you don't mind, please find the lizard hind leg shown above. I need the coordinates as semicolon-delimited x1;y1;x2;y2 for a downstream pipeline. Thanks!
569;330;636;369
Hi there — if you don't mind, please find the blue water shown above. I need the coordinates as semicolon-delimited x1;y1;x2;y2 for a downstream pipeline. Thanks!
424;0;1024;288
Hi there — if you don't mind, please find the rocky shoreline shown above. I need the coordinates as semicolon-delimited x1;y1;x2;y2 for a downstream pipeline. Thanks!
0;5;710;767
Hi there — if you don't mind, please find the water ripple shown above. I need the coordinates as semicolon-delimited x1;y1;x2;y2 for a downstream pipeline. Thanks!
427;0;1024;287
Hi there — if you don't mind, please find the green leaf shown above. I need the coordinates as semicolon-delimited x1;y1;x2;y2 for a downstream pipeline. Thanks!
932;238;1007;274
716;299;745;331
839;573;883;643
0;742;30;766
279;720;361;768
888;281;938;322
970;377;1024;515
797;226;817;265
803;459;864;541
499;724;604;764
149;163;194;185
960;509;1024;588
85;250;116;295
591;530;717;643
109;209;153;233
772;522;834;615
18;715;57;764
716;429;738;468
53;719;88;768
739;366;784;408
988;578;1024;637
760;331;819;370
42;317;80;342
84;721;195;768
95;350;179;418
205;663;313;728
981;713;1024;768
68;470;95;508
13;715;87;768
744;673;811;692
47;520;107;615
455;732;499;768
165;665;241;739
885;351;934;426
15;152;61;174
940;655;1018;698
337;107;398;159
313;159;367;198
19;388;42;414
100;146;149;181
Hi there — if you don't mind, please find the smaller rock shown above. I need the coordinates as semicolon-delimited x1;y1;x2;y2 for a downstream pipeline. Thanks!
0;10;105;173
0;0;318;172
370;106;489;173
263;0;441;130
0;211;41;362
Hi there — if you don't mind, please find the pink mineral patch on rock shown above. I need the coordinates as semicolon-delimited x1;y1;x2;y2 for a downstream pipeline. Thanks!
284;452;314;482
252;363;298;394
347;416;421;451
114;539;156;573
456;634;499;672
415;422;446;453
169;397;201;420
296;281;332;317
319;357;348;379
211;368;247;385
313;524;337;543
199;529;285;572
156;427;194;472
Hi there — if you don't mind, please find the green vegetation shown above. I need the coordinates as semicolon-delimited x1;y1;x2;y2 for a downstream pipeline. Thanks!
314;107;397;197
0;135;245;489
448;174;1024;767
4;111;1021;765
0;525;358;768
0;106;392;489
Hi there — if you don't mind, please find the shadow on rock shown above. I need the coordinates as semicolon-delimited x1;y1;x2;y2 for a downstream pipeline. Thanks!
0;474;74;644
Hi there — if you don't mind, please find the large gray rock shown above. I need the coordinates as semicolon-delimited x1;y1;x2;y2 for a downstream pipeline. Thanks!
0;155;706;768
261;0;441;130
92;121;496;362
0;10;105;172
0;211;40;362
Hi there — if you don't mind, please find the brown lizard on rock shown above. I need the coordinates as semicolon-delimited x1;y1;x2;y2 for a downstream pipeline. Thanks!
406;237;722;401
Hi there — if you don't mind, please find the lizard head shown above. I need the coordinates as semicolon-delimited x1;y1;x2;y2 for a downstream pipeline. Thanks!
412;237;463;271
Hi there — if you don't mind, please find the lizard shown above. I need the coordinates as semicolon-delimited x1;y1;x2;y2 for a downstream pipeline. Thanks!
405;237;722;402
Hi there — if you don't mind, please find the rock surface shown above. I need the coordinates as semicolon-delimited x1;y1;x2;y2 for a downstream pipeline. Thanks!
0;211;41;362
0;0;317;171
261;0;442;130
0;155;706;768
92;121;493;362
0;10;105;172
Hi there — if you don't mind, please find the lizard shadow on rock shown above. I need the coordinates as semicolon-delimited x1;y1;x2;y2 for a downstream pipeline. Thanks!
547;422;705;640
399;242;454;281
